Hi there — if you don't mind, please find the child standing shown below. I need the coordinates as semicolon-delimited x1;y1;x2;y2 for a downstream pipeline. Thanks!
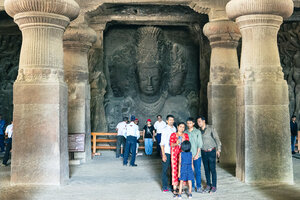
178;140;194;199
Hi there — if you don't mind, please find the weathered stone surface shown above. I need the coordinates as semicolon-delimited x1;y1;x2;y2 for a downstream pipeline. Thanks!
4;0;80;185
278;22;300;123
100;25;201;131
64;22;97;163
0;34;21;123
204;18;241;166
227;0;294;184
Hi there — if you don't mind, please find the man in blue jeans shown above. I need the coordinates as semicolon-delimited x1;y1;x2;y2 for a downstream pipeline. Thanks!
0;115;5;152
198;117;221;193
290;115;298;154
185;117;203;193
160;115;176;193
123;116;140;167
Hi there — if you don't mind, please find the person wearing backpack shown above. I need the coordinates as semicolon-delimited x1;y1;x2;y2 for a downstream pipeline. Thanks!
197;116;221;193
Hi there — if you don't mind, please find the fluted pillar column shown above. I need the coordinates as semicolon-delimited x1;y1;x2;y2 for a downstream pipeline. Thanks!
226;0;294;184
4;0;79;185
204;16;241;167
64;24;96;163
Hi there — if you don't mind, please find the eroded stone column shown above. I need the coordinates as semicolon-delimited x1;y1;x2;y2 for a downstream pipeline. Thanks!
64;24;96;163
4;0;79;185
226;0;294;184
204;17;241;167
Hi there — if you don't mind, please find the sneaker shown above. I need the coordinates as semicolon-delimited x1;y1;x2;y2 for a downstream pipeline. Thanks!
210;187;217;193
204;186;211;193
162;189;169;193
130;164;138;167
177;194;182;199
196;187;203;193
173;193;177;199
123;163;127;166
188;193;192;199
0;163;8;167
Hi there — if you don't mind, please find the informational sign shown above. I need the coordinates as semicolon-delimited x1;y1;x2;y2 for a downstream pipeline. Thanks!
68;133;85;152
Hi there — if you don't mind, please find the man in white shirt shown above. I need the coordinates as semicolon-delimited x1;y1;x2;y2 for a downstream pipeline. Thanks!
154;115;166;156
123;116;140;167
2;121;13;166
160;115;176;192
116;117;128;158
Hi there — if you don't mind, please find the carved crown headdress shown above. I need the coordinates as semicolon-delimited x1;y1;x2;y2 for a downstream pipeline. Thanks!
136;26;162;69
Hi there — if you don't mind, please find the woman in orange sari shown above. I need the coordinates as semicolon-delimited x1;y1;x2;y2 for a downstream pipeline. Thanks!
170;122;189;197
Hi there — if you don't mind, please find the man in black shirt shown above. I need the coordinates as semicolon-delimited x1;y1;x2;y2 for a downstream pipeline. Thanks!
290;115;298;154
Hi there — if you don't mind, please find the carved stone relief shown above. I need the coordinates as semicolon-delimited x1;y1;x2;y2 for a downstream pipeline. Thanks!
0;34;21;123
278;22;300;120
98;25;201;131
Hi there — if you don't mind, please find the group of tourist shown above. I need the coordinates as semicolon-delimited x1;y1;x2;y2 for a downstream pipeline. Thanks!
115;114;222;198
0;114;13;167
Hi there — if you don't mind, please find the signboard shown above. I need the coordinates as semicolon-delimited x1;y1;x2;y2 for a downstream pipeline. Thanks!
68;133;85;152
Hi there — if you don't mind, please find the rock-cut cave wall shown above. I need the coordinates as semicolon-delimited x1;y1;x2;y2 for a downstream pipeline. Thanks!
0;20;300;129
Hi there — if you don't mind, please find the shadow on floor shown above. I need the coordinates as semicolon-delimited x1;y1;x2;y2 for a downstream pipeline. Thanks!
254;184;300;200
218;164;236;177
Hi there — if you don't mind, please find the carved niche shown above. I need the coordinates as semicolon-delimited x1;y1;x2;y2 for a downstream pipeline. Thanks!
101;25;200;131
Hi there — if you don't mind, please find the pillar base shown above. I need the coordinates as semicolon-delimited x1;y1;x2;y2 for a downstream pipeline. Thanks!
211;84;237;166
11;82;69;186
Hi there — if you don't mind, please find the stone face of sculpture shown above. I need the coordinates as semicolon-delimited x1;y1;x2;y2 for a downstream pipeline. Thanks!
136;26;163;97
137;66;161;96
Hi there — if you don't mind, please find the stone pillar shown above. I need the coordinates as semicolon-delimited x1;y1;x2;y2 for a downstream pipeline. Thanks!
64;24;96;163
226;0;294;184
204;12;241;166
4;0;79;185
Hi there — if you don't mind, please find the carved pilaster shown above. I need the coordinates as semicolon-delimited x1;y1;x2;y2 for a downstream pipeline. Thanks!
89;24;109;132
64;23;96;163
204;18;241;166
226;0;294;184
4;0;79;185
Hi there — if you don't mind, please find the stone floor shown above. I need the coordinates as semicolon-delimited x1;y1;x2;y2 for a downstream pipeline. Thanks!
1;151;300;200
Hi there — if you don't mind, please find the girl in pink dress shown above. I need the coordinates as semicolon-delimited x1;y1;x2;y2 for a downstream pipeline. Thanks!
170;122;189;197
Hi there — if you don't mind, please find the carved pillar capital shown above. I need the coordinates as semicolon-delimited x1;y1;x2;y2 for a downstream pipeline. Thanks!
203;20;240;48
5;0;80;29
226;0;294;20
64;25;97;52
4;0;80;84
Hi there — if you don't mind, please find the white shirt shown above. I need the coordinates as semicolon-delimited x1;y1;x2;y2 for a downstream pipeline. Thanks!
125;122;140;138
5;124;13;138
160;125;176;154
154;120;167;134
116;121;127;136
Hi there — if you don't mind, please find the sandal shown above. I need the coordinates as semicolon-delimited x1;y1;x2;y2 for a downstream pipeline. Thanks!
173;191;178;199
